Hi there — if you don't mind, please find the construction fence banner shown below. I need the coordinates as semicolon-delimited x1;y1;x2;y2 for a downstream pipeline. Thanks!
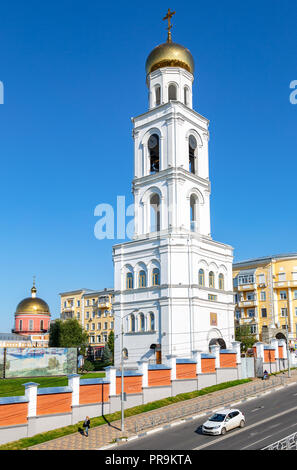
0;347;77;378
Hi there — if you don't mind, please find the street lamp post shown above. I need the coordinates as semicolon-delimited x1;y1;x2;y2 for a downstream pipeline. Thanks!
285;309;291;378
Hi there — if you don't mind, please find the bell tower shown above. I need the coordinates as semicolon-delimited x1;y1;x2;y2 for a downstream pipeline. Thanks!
113;13;234;367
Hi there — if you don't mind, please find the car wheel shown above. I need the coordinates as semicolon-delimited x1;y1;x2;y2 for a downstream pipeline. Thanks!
239;420;245;428
221;427;226;435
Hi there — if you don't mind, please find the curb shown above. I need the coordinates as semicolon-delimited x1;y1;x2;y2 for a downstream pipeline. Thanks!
97;380;294;450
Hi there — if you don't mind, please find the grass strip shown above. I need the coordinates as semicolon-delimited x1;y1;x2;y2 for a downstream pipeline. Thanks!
0;372;106;397
0;378;251;450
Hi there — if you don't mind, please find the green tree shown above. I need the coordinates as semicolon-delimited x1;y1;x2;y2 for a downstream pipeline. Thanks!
49;318;88;351
235;325;256;355
107;331;114;363
102;343;112;366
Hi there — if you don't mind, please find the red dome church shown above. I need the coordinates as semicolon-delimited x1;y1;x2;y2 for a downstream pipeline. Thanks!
13;279;51;346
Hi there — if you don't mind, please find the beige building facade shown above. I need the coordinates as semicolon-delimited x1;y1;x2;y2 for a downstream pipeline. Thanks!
233;253;297;346
59;288;114;353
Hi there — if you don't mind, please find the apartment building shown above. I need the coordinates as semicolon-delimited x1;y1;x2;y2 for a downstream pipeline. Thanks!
233;253;297;346
59;288;114;354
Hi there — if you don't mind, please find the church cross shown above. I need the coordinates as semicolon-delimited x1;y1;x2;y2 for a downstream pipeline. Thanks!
163;8;176;43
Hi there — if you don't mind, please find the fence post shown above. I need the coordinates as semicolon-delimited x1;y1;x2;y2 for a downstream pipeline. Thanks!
68;374;80;424
23;382;39;437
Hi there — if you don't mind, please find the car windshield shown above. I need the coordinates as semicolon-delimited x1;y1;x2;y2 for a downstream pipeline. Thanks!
209;413;226;422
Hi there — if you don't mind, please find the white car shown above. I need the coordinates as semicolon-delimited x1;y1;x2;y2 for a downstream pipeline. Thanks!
202;408;245;435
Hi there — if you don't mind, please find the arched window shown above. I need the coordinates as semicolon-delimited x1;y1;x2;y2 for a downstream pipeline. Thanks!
152;268;160;286
126;272;133;290
199;269;205;286
138;270;146;288
122;348;128;359
155;85;161;106
219;273;224;290
168;84;177;101
149;313;155;331
189;135;197;174
130;314;135;332
139;313;145;332
148;134;160;173
40;320;44;331
209;271;215;288
184;86;189;106
150;193;161;232
190;194;198;232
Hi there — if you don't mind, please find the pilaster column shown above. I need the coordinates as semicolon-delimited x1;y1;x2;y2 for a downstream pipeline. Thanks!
254;342;264;359
210;345;220;369
137;360;149;388
191;350;202;374
23;382;39;418
166;355;177;381
231;341;241;364
68;374;80;407
105;366;117;396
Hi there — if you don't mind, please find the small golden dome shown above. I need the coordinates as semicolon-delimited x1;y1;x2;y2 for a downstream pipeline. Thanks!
145;41;194;76
15;297;50;315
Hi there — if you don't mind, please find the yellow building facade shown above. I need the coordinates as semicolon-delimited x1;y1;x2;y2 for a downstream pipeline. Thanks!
233;253;297;346
59;288;114;354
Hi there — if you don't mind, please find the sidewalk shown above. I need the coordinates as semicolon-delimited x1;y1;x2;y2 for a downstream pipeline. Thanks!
29;371;297;450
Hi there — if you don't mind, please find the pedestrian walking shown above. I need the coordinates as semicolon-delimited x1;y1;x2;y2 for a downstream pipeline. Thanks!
83;416;90;437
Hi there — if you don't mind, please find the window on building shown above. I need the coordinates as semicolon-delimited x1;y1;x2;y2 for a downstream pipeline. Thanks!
247;309;255;318
86;324;89;331
19;320;23;331
261;308;267;318
209;271;215;288
104;322;108;330
103;334;108;342
208;294;217;301
86;299;90;306
92;323;95;330
139;313;145;332
260;291;266;301
247;293;255;301
29;320;34;331
258;274;265;285
238;274;255;285
64;301;67;308
126;272;133;290
190;194;198;231
150;193;161;231
97;322;101;330
294;291;297;300
110;321;114;329
97;335;101;343
77;300;80;307
295;307;297;316
152;268;160;286
281;308;288;317
123;348;128;359
168;83;177;100
189;135;197;174
280;291;287;300
149;313;155;331
219;274;224;290
250;325;257;334
90;336;95;343
199;269;205;287
139;270;146;288
278;272;286;281
130;314;135;332
148;134;160;173
86;311;89;319
235;311;241;319
184;86;189;106
40;320;44;330
155;85;161;106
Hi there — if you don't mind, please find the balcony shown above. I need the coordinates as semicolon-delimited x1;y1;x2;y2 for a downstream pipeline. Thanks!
237;284;256;292
238;300;257;308
274;280;297;289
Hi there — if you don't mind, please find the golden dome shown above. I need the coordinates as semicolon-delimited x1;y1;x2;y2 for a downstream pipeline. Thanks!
15;297;50;315
145;41;194;76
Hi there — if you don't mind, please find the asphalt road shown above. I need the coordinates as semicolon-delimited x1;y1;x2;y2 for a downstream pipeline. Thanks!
119;381;297;450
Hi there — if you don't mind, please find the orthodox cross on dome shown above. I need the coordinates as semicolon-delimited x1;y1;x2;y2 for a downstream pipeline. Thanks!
31;275;37;298
163;8;176;43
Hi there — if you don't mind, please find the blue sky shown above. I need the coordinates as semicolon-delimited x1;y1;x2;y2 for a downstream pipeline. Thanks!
0;0;296;330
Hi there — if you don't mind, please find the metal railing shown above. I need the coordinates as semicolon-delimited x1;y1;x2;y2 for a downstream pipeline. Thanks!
131;376;286;434
262;432;297;450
